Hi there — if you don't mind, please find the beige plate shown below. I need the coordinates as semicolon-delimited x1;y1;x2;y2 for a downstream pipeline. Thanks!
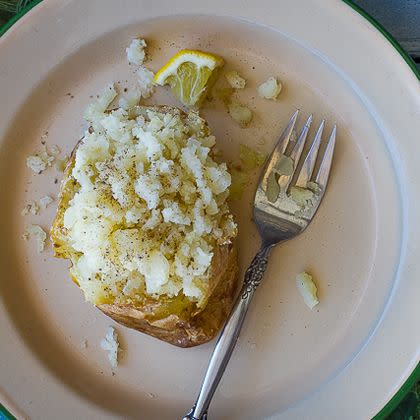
0;1;419;419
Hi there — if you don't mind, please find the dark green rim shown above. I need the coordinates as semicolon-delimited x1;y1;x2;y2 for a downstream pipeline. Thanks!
372;362;419;420
340;0;420;414
0;0;42;37
0;4;42;417
0;1;418;419
342;0;419;80
0;5;40;417
0;403;15;420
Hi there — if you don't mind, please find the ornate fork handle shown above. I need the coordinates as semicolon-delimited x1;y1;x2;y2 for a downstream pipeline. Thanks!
183;245;272;420
241;246;271;299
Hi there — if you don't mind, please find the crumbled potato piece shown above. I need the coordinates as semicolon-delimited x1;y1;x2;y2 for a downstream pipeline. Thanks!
296;272;319;309
21;201;40;216
136;66;154;98
118;90;141;109
225;70;246;89
126;38;147;65
290;186;315;207
258;77;282;100
101;326;120;368
290;182;322;208
26;155;47;174
22;225;47;253
228;102;253;127
49;144;61;155
26;146;55;174
84;84;117;127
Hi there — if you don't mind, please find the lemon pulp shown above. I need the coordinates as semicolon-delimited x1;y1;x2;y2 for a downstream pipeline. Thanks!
154;49;224;108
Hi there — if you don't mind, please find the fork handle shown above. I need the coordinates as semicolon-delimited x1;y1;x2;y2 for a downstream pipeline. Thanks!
183;246;271;420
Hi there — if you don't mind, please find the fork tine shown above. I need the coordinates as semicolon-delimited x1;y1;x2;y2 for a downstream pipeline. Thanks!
281;115;313;191
314;125;336;188
277;110;299;155
289;114;313;162
261;110;299;188
295;120;324;187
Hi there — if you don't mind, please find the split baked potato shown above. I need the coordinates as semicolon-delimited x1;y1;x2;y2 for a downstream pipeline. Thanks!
51;104;239;347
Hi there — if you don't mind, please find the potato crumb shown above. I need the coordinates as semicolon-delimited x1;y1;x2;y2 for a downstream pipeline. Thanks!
26;155;47;174
225;70;246;89
126;38;147;65
101;327;120;368
84;84;117;129
22;225;47;253
289;186;315;207
21;201;40;216
125;38;154;99
258;77;282;100
26;145;55;174
26;140;58;174
49;144;61;155
80;339;88;349
296;272;319;309
136;66;155;98
40;195;54;209
118;89;141;110
228;102;253;127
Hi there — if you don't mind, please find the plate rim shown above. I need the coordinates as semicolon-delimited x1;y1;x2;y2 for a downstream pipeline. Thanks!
0;1;418;419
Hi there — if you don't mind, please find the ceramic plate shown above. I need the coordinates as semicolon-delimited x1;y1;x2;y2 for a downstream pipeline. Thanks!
0;0;419;419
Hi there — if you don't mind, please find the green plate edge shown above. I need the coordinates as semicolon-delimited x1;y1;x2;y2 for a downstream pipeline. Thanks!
341;1;420;414
0;0;418;419
342;0;419;80
372;362;419;420
0;0;42;37
0;403;15;420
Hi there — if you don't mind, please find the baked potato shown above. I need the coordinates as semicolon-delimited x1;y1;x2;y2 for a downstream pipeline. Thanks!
51;103;239;347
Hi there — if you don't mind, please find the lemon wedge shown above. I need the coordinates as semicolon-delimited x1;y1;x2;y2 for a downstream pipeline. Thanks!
154;49;224;108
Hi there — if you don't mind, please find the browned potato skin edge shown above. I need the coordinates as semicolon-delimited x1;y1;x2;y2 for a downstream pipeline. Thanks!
50;106;240;348
99;244;238;348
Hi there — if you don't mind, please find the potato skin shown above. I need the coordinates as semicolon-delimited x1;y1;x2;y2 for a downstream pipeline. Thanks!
50;106;239;347
99;244;238;347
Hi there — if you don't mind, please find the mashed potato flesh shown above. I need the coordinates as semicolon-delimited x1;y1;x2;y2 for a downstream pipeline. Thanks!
63;93;236;306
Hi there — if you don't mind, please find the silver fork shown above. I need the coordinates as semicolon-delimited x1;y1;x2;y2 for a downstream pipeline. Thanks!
183;110;336;420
